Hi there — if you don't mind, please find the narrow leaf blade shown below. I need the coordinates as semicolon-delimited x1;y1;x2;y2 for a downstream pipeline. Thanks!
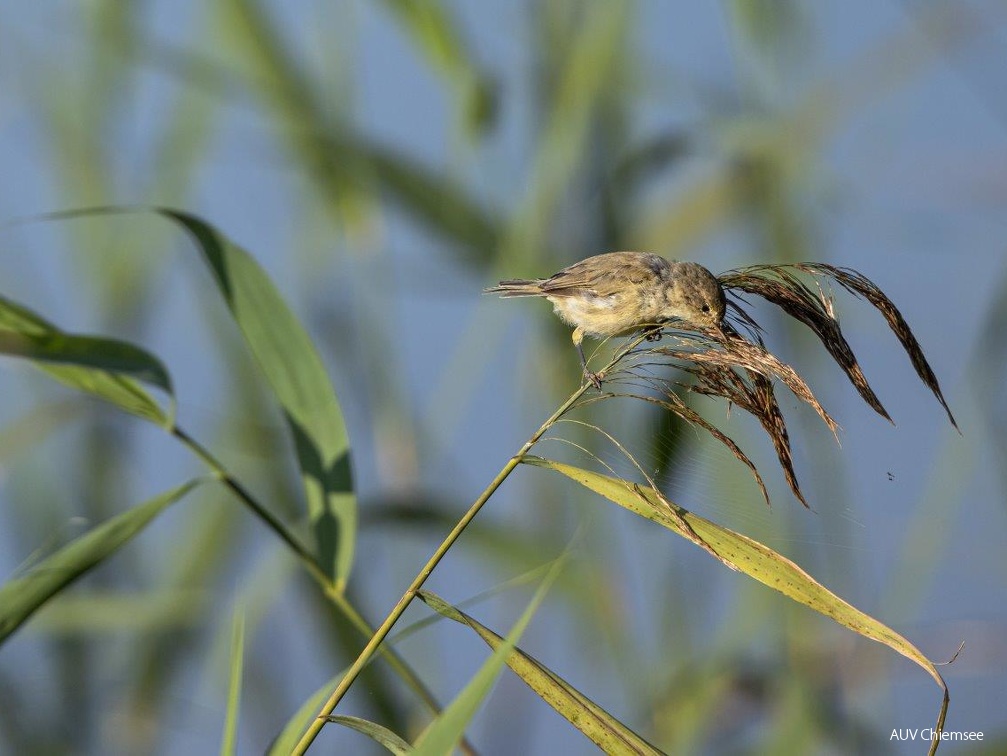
158;209;357;588
324;715;413;755
0;480;200;645
268;672;345;756
523;457;948;690
419;590;663;755
412;557;565;755
0;294;173;427
220;608;245;756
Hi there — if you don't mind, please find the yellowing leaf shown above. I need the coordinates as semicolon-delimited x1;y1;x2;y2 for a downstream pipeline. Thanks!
522;456;949;751
419;590;663;755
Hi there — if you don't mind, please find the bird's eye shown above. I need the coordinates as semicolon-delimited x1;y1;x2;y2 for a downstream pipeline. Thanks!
701;304;710;313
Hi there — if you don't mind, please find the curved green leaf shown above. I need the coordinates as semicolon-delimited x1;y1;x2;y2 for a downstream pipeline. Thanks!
0;480;200;646
523;456;950;747
413;558;566;755
221;608;245;756
419;590;663;756
9;207;355;586
268;671;346;756
324;716;413;755
0;294;173;427
156;209;356;589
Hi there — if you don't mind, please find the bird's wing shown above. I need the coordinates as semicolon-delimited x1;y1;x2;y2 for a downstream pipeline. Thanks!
540;253;667;297
537;261;604;295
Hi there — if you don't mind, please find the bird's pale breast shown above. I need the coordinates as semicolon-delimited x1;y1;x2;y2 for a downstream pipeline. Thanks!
547;288;660;337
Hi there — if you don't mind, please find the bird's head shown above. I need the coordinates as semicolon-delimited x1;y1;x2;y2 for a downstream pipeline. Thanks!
663;262;726;329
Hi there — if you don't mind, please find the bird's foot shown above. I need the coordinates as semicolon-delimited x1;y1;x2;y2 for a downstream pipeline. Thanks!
583;369;604;389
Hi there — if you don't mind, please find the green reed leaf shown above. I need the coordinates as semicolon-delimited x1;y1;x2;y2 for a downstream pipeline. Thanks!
419;590;663;755
268;671;345;756
0;480;200;646
412;557;566;755
0;294;173;427
10;207;357;587
324;716;413;755
220;607;245;756
158;209;357;589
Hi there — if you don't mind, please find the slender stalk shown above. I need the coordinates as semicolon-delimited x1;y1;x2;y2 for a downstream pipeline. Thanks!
322;588;479;756
293;337;646;754
171;424;467;749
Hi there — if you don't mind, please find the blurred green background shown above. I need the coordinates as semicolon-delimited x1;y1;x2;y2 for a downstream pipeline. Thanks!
1;1;1006;753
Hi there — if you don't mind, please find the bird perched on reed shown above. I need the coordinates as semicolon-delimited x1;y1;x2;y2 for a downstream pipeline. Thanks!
485;251;726;386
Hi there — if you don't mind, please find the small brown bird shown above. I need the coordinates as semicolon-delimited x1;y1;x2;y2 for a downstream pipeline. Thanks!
485;251;726;385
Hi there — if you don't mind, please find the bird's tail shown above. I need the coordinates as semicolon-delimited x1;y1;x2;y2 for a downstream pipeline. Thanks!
482;279;546;297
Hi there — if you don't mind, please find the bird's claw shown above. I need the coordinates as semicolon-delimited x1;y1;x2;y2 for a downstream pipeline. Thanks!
584;370;604;389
